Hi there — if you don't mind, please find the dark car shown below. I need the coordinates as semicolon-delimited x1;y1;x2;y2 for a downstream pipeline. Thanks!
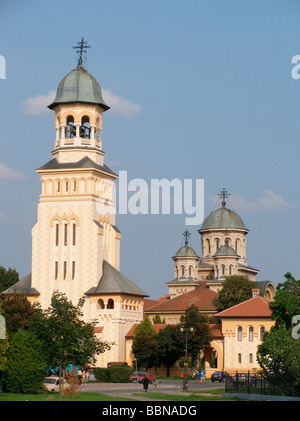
129;371;156;383
211;371;227;382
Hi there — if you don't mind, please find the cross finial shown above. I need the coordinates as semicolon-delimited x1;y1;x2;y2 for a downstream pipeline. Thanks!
72;37;91;67
182;229;190;246
218;188;230;207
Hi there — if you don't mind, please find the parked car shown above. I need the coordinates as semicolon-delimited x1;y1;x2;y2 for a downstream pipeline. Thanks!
211;371;227;382
44;376;67;392
129;371;156;383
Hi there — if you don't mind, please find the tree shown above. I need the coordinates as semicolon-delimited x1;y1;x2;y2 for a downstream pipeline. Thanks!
257;273;300;396
156;325;184;377
0;293;36;338
29;291;112;400
257;327;300;395
132;317;158;370
269;272;300;329
180;305;212;367
0;267;19;294
3;330;45;394
213;275;256;313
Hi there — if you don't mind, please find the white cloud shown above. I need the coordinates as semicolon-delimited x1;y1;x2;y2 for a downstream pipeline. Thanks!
228;190;294;212
22;89;141;117
0;163;26;180
22;90;56;115
102;89;141;117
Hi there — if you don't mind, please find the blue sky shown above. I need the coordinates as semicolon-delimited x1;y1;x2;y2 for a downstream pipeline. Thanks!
0;0;300;299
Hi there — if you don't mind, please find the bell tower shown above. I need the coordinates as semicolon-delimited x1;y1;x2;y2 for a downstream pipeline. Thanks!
31;39;121;311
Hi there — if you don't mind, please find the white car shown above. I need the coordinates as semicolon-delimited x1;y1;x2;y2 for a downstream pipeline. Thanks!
44;376;67;392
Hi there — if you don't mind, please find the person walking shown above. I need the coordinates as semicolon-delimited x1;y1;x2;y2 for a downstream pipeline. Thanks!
200;369;206;383
78;367;83;385
194;369;199;383
142;376;150;392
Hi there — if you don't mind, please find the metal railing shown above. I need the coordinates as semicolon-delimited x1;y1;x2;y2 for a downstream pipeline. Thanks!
225;371;300;397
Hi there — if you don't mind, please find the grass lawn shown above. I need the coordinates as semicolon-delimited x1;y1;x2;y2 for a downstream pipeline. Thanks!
0;392;134;401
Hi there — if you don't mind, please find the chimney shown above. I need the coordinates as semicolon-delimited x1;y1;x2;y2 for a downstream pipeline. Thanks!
252;288;260;298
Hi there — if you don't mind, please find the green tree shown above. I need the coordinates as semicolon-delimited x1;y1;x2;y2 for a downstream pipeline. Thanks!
132;317;158;370
0;267;19;294
269;272;300;329
257;327;300;395
29;291;112;400
180;305;212;367
213;275;256;313
156;325;184;377
257;273;300;396
3;330;45;394
0;293;36;338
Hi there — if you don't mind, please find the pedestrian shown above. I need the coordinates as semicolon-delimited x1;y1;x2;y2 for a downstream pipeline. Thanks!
200;369;206;383
78;367;83;385
194;369;199;383
85;368;90;383
82;368;86;385
142;376;150;393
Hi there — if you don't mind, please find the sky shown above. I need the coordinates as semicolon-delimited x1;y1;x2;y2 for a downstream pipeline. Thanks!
0;0;300;299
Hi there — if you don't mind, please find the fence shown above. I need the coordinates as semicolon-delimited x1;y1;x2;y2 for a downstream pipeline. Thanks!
225;371;300;398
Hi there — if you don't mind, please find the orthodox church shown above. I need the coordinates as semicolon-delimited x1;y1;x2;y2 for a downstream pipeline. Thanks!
2;41;276;372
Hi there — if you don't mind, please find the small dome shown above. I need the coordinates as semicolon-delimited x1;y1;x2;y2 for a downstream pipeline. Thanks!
212;244;239;258
174;245;199;258
200;205;247;231
48;65;109;110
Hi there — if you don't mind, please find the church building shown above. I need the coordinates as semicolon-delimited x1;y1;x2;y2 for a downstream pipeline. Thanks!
2;41;276;374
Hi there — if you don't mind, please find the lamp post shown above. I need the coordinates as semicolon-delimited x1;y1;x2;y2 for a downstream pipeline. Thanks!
180;326;194;391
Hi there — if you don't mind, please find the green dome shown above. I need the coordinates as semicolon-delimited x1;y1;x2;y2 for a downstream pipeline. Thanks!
200;205;247;231
212;244;239;257
174;245;199;258
48;65;109;110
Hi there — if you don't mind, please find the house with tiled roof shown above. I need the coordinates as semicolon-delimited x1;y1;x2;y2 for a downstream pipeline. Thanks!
215;291;274;372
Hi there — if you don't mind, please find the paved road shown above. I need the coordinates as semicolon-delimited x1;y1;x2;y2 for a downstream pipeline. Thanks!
79;379;224;398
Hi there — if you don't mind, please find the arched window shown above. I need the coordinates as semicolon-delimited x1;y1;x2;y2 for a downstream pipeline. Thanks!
188;266;192;277
249;326;254;341
80;116;91;139
181;266;185;277
237;326;243;342
107;299;114;309
221;265;225;275
97;299;105;309
260;326;265;341
205;238;211;256
66;115;76;138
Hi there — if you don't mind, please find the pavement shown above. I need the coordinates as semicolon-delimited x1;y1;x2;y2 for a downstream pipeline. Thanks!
78;380;222;400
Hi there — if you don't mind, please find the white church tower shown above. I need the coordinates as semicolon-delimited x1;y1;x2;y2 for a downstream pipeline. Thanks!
31;38;121;311
1;39;148;365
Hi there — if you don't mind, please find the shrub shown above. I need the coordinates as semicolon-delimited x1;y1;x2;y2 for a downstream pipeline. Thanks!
93;367;110;383
3;330;46;393
108;365;132;383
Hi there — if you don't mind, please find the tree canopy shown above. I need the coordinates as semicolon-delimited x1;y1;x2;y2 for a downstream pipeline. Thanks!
213;275;256;313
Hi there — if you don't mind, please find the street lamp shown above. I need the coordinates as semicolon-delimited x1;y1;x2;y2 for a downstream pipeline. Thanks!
180;326;194;391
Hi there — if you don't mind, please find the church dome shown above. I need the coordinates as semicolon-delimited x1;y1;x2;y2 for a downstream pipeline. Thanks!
200;205;247;231
48;64;109;110
174;245;199;258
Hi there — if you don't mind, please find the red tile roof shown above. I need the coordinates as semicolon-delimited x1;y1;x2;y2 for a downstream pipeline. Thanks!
215;296;272;318
125;323;222;339
145;285;218;313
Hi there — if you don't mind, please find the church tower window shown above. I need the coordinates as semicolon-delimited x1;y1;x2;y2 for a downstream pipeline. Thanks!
64;223;68;246
66;115;76;138
107;299;114;309
80;116;91;139
55;261;58;280
72;261;75;279
55;223;59;246
63;261;67;279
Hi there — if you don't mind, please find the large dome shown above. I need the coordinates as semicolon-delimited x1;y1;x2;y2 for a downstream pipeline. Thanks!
200;205;247;231
48;64;109;110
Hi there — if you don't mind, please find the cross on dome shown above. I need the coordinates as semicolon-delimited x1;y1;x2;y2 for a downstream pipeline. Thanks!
218;188;231;207
72;37;91;67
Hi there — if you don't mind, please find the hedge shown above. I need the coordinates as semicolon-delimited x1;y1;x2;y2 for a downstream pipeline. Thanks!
93;365;132;383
